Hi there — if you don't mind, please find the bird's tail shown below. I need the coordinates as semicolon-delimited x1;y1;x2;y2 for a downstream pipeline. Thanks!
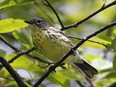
73;60;98;78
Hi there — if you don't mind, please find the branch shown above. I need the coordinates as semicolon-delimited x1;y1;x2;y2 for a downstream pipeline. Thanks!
0;47;51;69
33;22;116;86
61;0;116;30
43;0;65;28
0;47;34;69
8;47;35;63
0;56;27;87
75;81;84;87
0;36;20;52
85;77;94;87
0;35;51;66
68;35;109;48
0;76;14;81
27;54;52;64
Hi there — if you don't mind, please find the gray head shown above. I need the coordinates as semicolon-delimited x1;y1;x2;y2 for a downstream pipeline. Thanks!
24;17;52;29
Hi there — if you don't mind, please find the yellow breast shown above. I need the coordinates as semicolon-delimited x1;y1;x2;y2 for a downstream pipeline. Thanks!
32;26;73;62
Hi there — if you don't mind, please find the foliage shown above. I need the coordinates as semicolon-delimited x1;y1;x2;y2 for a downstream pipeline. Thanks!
0;0;116;87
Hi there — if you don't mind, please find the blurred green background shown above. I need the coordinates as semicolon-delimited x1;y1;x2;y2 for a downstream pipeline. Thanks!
0;0;116;87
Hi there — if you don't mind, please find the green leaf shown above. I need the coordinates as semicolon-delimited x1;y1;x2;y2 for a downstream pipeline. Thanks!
48;69;79;86
0;0;16;9
0;49;6;57
5;53;33;70
0;18;28;33
83;37;111;48
104;71;116;79
91;58;112;70
7;81;17;87
12;29;33;49
62;80;70;87
59;70;80;80
84;54;100;61
48;73;63;85
97;34;112;42
96;74;116;87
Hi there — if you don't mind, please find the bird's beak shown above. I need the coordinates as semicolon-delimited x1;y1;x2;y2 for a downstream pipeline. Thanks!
24;20;32;24
24;19;35;25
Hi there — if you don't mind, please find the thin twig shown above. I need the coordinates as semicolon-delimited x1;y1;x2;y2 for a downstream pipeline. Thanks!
8;47;35;63
0;47;34;69
0;47;51;69
33;22;116;86
0;76;14;81
86;77;94;87
27;54;52;64
0;35;51;65
68;35;109;48
61;0;116;30
43;0;65;28
0;56;27;87
0;36;20;52
75;81;84;87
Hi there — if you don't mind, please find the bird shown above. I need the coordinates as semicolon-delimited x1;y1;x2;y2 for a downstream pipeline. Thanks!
24;17;98;78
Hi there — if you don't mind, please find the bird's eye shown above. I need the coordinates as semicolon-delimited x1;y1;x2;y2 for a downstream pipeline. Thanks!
36;20;42;23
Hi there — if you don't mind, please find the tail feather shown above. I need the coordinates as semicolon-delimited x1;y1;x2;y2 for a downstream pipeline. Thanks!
74;60;98;78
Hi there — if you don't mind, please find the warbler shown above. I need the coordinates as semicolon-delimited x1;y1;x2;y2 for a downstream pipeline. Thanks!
24;17;98;78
